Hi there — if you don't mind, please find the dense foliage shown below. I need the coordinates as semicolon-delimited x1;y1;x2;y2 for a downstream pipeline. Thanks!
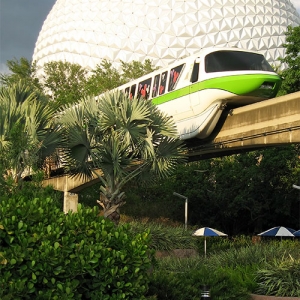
0;22;299;300
1;67;186;224
43;61;89;108
126;221;197;251
278;25;300;95
1;58;157;109
121;145;300;235
57;91;186;223
0;58;42;92
0;196;152;299
255;256;300;297
2;199;300;299
0;82;60;186
145;235;300;299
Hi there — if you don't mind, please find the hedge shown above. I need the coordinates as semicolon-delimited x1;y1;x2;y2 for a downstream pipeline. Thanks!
0;196;153;299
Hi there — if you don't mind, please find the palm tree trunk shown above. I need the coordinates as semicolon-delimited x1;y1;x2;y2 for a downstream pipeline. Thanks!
104;205;121;224
97;194;125;225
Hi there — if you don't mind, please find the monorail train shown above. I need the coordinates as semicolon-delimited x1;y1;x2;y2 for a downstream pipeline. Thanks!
117;47;282;140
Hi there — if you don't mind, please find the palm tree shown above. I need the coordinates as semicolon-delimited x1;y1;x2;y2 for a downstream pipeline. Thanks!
57;90;187;223
0;81;60;185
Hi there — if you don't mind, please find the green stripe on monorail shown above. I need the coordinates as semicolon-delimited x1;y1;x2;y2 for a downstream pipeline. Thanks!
152;74;281;105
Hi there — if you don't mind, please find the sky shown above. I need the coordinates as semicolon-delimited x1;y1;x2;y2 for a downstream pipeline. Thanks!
0;0;56;73
0;0;300;74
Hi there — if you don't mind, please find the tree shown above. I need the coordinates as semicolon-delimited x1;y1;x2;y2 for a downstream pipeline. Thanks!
1;59;89;109
43;61;89;108
120;59;158;82
1;58;158;112
86;59;158;96
0;57;42;91
57;90;187;224
0;81;60;187
85;59;125;96
123;145;300;235
278;25;300;95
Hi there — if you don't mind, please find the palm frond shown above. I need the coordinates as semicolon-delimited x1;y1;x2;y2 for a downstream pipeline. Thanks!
57;89;188;205
142;136;187;180
99;133;135;181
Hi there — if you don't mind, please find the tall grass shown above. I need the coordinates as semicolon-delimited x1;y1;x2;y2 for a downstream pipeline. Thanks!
130;221;300;299
155;256;204;272
127;221;198;250
255;255;300;297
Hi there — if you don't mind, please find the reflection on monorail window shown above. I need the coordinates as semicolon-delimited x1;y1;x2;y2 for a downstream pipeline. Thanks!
168;64;184;91
130;85;136;99
159;71;168;95
205;51;274;73
137;78;152;100
152;74;160;98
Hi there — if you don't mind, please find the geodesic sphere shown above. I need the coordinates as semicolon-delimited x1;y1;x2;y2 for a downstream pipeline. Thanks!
33;0;300;73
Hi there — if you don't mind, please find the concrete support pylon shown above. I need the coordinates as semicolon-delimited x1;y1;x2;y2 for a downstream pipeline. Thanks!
63;191;78;213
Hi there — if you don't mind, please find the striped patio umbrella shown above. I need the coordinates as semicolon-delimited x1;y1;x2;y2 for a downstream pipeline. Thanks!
258;226;295;240
192;227;227;257
293;229;300;237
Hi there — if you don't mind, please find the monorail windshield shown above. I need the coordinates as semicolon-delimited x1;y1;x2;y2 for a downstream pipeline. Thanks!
205;50;274;73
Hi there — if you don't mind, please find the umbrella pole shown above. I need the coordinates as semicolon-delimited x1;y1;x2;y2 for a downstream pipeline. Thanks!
204;237;206;257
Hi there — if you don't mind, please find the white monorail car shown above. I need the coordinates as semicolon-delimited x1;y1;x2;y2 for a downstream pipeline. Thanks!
117;47;282;140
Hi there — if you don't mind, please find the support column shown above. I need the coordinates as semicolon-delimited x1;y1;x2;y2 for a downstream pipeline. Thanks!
63;191;78;213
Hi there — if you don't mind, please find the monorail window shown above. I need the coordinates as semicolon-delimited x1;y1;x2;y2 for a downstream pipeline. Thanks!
137;78;152;100
205;51;274;73
159;71;168;95
168;64;184;91
125;87;130;97
130;85;136;99
190;62;200;83
152;74;160;98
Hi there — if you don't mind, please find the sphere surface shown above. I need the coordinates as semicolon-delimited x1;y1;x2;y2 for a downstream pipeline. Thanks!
33;0;300;72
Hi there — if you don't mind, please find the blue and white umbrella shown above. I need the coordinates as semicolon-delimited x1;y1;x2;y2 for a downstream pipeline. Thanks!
258;226;295;239
293;229;300;237
192;227;227;257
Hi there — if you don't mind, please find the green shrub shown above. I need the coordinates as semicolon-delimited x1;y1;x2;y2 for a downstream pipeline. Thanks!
146;256;255;300
147;268;207;300
0;196;152;299
208;266;256;300
206;245;265;269
146;240;300;299
206;241;300;270
155;257;203;272
255;255;300;297
1;171;63;207
128;222;197;251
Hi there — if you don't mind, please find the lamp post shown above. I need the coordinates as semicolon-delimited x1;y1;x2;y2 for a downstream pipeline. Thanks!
173;192;188;230
292;184;300;228
292;184;300;190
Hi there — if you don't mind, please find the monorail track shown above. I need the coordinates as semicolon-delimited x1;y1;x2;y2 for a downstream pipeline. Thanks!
186;91;300;161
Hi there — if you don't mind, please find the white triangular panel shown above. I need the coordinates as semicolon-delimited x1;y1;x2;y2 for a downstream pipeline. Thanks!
33;0;300;76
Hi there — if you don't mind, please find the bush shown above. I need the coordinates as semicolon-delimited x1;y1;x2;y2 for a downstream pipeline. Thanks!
0;196;152;299
209;266;257;300
146;260;254;300
255;255;300;297
146;238;300;299
127;221;197;251
147;268;207;300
